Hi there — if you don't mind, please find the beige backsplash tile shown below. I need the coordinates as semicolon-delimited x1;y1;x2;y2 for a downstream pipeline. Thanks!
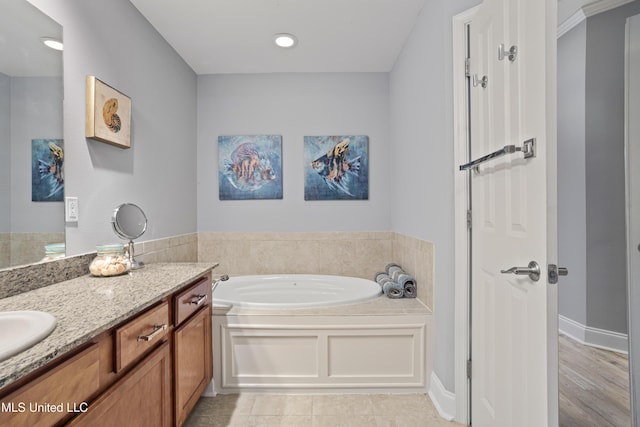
0;231;433;311
197;231;433;310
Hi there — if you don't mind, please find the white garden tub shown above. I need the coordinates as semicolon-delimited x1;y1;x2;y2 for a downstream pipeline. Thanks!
213;274;382;309
211;274;431;394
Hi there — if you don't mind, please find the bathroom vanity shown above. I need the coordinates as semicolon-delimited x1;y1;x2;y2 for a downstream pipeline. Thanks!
0;263;216;427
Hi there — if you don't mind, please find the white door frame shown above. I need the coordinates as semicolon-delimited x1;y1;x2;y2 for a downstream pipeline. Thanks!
452;6;480;425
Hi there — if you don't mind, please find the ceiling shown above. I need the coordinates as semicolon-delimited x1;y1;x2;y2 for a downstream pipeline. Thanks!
129;0;428;75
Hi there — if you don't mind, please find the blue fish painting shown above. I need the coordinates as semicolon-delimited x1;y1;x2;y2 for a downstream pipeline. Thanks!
218;135;283;200
32;139;64;202
304;135;369;200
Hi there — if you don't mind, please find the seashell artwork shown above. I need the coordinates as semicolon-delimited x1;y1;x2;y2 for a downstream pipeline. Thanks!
102;98;121;133
86;76;131;148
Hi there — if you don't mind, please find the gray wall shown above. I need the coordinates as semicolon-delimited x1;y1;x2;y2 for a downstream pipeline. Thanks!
28;0;198;255
197;73;391;232
390;0;481;392
559;0;640;335
558;22;588;326
584;0;640;334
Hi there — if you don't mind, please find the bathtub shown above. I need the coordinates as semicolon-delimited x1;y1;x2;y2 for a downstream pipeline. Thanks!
212;274;382;309
211;274;432;394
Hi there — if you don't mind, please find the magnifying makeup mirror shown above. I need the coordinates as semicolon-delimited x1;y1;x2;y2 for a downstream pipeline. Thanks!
112;203;147;270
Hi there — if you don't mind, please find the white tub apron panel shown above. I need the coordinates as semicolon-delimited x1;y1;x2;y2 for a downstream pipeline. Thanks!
213;313;431;393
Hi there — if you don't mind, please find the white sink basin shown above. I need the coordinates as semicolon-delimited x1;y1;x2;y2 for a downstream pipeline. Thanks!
0;311;57;362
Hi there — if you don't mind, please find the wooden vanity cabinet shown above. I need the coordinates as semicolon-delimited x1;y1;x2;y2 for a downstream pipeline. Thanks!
67;340;172;427
172;274;213;427
68;300;172;427
0;343;101;427
0;272;213;427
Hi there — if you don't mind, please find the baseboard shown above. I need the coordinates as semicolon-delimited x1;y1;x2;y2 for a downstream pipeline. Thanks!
559;315;628;354
202;379;217;397
428;371;456;421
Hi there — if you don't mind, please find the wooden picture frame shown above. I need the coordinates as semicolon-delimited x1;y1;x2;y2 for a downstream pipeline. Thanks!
85;76;131;148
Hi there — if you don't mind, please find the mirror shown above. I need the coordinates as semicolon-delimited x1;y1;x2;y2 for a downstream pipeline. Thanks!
0;0;63;269
111;203;147;270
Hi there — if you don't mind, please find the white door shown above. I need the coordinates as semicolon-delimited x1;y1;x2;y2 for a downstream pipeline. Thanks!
467;0;558;425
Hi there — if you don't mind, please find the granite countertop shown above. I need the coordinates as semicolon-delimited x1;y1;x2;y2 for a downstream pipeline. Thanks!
0;262;218;391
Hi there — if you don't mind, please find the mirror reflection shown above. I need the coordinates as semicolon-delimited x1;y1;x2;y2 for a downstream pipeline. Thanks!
0;0;64;269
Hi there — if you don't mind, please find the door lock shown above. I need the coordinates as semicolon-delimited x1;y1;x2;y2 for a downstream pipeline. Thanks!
547;264;568;284
501;261;541;282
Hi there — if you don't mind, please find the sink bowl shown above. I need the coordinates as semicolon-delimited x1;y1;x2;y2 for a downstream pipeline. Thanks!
0;311;57;362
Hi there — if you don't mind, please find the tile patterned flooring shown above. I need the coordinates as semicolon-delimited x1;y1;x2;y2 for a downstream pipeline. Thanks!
184;393;464;427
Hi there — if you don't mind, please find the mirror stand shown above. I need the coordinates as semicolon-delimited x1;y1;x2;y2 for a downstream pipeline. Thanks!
112;203;148;271
126;240;144;270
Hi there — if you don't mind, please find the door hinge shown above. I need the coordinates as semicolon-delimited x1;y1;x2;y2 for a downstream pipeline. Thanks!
465;57;471;77
467;359;472;379
466;209;472;229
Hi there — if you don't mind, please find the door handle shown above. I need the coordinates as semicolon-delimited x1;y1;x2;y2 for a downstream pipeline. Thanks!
501;261;540;281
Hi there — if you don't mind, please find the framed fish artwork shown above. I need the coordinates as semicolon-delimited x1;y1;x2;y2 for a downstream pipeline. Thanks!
304;135;369;200
218;135;283;200
85;76;131;149
32;139;64;202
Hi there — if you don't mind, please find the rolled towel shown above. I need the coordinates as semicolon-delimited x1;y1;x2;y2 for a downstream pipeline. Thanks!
374;272;388;283
382;280;404;299
385;263;401;273
387;266;404;282
397;273;417;298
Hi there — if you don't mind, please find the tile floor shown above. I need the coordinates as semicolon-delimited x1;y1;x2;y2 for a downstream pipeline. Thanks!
183;393;465;427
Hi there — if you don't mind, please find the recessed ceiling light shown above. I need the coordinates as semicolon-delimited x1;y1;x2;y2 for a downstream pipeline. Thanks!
274;33;297;49
41;37;63;51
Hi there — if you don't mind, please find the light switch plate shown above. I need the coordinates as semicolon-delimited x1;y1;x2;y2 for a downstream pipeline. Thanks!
65;197;78;222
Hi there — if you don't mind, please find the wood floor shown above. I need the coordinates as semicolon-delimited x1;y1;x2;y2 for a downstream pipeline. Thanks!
559;334;631;427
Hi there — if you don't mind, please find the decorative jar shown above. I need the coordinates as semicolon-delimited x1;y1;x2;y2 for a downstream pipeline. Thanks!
89;244;130;277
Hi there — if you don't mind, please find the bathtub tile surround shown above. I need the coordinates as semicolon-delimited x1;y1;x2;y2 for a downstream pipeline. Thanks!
393;233;434;310
198;231;434;309
198;232;393;279
134;232;198;264
183;393;463;427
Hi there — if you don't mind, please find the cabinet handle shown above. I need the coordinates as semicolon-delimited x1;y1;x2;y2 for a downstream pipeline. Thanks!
189;294;207;306
137;324;167;342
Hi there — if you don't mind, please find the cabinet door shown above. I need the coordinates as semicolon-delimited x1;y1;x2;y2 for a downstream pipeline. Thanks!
68;340;172;427
174;306;212;426
0;344;100;427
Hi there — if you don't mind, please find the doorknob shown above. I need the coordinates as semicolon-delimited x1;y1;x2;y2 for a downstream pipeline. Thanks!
501;261;540;281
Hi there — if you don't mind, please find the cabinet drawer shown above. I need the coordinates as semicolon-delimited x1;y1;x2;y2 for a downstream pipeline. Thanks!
115;301;169;372
0;343;100;427
174;275;211;326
